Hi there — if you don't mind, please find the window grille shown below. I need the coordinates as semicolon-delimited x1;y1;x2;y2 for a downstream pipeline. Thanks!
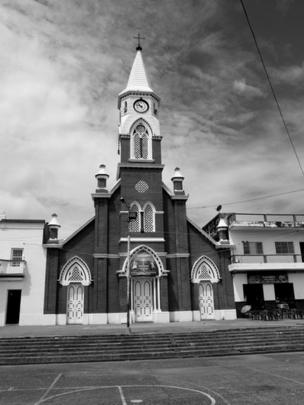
144;204;154;232
197;264;211;280
67;265;84;282
243;242;263;255
134;133;141;159
132;124;149;159
129;203;140;232
135;180;149;193
11;248;23;266
141;133;148;159
275;241;294;254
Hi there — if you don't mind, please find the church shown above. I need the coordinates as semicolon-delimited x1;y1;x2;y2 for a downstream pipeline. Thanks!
43;44;237;325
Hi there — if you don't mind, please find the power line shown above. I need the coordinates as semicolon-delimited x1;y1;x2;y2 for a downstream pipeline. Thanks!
188;187;304;210
239;0;304;178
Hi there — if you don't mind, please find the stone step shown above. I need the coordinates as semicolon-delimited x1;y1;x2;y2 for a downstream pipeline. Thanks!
0;333;302;355
1;326;303;365
1;342;304;365
1;326;303;345
2;325;303;342
1;333;304;352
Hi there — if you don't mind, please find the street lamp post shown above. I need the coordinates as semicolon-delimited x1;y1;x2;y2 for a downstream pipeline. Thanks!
120;197;137;328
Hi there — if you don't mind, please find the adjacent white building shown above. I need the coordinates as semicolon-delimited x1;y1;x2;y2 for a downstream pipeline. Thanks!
0;218;49;326
204;213;304;317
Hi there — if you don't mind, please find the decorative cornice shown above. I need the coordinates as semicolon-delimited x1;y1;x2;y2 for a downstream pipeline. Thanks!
128;158;155;163
119;134;162;141
171;195;189;201
118;163;164;170
119;237;165;243
118;91;160;108
119;251;168;257
166;253;190;258
91;193;111;199
43;243;63;249
93;253;120;259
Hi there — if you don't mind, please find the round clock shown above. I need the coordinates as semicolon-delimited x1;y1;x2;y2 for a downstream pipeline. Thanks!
134;99;149;113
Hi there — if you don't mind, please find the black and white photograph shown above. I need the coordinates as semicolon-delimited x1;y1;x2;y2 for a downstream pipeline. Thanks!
1;1;304;404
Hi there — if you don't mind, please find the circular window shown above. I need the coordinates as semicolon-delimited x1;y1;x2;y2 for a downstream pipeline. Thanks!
135;180;149;193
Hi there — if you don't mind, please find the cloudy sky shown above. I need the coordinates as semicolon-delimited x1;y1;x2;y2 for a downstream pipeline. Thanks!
1;0;304;237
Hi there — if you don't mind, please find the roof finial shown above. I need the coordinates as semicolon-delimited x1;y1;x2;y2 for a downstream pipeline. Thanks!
134;32;145;51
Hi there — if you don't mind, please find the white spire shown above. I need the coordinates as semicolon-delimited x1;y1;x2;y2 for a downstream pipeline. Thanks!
119;49;153;95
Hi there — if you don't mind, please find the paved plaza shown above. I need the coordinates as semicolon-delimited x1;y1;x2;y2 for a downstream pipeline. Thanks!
1;351;304;404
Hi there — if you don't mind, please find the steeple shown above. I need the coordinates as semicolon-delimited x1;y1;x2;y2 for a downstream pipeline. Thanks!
119;49;153;96
118;45;160;140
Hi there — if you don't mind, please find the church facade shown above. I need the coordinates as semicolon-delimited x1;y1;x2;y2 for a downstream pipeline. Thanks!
43;46;236;325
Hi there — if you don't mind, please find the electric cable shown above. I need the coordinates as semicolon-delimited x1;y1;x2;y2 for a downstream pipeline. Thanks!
240;0;304;178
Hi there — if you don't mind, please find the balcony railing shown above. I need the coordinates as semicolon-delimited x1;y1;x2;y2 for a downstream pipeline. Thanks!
231;254;302;264
0;260;26;277
228;213;304;229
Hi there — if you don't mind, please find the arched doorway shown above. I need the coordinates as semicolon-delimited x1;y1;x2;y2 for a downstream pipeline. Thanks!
120;245;169;323
59;257;92;325
191;256;221;321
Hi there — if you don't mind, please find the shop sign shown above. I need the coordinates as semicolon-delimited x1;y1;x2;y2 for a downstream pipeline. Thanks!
248;273;288;284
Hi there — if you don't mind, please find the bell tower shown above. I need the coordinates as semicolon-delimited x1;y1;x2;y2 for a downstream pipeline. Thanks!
117;42;164;239
117;43;161;167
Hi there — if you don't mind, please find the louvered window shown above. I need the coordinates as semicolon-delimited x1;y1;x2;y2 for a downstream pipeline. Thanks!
133;124;149;159
129;203;140;232
144;204;154;232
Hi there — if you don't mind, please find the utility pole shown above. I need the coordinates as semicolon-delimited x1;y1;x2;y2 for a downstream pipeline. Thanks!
126;233;131;328
120;197;137;328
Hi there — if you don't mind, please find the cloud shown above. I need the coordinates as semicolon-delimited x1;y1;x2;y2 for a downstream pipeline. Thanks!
276;0;295;13
233;79;264;98
271;62;304;84
1;0;304;235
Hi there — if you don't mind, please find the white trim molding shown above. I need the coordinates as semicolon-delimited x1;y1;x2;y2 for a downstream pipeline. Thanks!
191;255;221;284
93;253;120;259
120;237;165;242
167;253;190;258
119;244;169;277
229;263;304;272
59;256;92;286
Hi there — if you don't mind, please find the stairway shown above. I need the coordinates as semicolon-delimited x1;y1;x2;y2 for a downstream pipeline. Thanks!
1;326;304;365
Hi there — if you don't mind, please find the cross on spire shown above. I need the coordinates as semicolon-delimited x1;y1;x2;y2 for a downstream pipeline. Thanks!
134;32;145;51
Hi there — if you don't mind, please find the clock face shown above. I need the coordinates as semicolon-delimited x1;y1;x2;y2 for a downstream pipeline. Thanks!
134;99;149;113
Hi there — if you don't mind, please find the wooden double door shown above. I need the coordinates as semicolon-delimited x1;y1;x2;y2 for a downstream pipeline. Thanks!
199;282;215;320
67;284;84;324
133;278;153;322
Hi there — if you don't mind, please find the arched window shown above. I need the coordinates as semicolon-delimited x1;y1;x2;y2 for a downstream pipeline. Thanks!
59;256;92;286
129;202;140;232
191;256;221;284
132;124;149;160
143;203;155;232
